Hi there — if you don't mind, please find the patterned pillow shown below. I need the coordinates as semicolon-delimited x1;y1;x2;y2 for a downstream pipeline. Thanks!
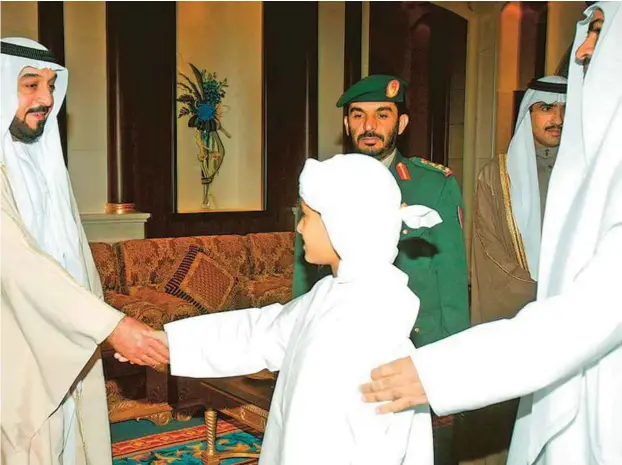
163;245;236;313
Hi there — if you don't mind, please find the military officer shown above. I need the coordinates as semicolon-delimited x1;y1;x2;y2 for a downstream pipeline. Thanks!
292;74;469;464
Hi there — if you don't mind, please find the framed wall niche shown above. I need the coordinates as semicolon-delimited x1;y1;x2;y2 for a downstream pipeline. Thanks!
174;1;265;214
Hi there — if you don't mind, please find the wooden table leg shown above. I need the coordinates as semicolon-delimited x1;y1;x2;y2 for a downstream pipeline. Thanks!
203;408;219;465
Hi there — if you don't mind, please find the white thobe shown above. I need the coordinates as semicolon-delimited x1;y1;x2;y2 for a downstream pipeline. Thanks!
166;261;433;465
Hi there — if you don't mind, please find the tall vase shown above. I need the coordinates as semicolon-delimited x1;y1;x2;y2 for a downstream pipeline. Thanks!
197;129;225;209
201;176;212;209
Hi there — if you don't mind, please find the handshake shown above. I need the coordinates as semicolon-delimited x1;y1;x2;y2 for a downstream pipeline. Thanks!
107;316;170;369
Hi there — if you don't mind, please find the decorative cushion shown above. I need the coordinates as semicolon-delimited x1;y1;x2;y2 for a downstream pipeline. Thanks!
104;291;169;329
162;245;236;313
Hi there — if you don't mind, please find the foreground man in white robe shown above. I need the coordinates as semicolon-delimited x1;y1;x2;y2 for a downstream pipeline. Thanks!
462;76;566;465
1;38;169;465
161;154;443;464
361;3;622;464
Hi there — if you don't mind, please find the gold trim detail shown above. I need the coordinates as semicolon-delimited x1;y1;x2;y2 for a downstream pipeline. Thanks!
105;202;136;214
499;153;529;271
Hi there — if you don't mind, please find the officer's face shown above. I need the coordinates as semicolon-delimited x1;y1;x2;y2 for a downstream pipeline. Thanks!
530;101;565;148
575;8;604;76
10;66;57;143
344;101;409;161
296;201;339;268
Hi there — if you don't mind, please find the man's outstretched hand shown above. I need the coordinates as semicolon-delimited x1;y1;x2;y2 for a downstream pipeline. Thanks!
360;356;428;414
107;317;169;367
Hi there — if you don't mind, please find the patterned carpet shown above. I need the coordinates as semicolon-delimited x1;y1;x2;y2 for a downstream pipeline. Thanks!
111;416;261;465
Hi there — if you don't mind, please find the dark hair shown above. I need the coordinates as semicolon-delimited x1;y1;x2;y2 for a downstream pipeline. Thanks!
396;101;409;117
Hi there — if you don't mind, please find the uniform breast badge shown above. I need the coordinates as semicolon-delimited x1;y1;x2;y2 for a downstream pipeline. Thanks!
396;162;411;180
385;79;400;99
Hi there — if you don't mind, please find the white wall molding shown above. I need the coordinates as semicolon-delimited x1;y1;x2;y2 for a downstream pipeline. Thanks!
81;212;151;243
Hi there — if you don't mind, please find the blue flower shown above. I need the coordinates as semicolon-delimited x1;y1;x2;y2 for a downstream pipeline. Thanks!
197;103;216;122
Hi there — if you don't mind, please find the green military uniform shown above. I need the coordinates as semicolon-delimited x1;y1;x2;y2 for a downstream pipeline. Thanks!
292;74;469;465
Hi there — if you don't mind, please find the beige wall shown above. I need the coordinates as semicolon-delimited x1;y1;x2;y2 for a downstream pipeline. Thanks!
1;1;38;40
546;1;586;74
318;2;345;161
65;1;108;214
496;2;521;156
176;1;263;212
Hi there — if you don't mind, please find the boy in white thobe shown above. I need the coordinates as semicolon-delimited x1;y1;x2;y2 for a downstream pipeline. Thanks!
162;154;442;464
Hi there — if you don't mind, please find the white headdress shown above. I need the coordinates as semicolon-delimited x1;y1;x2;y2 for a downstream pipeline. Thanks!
299;154;441;266
1;37;87;286
538;2;622;285
506;75;567;280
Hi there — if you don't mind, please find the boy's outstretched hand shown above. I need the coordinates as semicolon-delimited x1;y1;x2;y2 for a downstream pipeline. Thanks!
360;356;428;414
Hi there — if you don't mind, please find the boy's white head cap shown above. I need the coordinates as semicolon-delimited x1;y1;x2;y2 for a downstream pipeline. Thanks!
299;154;441;264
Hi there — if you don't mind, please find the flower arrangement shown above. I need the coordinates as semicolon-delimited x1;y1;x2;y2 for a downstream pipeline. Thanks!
177;63;231;208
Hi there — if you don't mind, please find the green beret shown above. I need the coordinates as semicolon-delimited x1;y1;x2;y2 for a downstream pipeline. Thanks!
336;74;408;108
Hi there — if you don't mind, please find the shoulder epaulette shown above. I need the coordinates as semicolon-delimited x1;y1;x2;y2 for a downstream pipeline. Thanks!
411;157;454;177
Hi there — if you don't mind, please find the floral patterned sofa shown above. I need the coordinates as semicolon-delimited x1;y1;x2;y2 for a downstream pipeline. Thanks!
90;232;295;425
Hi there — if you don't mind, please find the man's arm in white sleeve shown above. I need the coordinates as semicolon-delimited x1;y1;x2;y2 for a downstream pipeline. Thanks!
416;222;622;416
165;294;307;378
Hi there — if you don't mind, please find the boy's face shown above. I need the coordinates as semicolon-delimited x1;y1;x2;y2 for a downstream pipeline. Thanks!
297;201;339;266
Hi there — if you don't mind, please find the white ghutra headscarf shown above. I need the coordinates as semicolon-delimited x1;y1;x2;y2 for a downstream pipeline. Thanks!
538;1;622;292
1;37;88;287
299;154;442;266
506;75;567;280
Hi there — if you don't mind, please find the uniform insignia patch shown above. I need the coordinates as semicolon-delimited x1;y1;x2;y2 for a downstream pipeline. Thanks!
419;158;454;177
458;206;464;228
385;79;400;99
396;162;411;180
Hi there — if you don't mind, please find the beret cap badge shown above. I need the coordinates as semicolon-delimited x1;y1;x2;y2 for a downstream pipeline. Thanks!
385;79;400;99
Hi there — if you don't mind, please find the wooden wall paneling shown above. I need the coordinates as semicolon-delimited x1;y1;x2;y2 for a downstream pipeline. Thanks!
521;2;548;82
429;10;467;166
369;2;467;164
369;1;414;157
105;2;137;209
429;12;450;166
344;2;362;91
103;2;176;233
534;4;548;79
342;2;363;153
106;2;318;238
408;17;432;160
38;1;68;165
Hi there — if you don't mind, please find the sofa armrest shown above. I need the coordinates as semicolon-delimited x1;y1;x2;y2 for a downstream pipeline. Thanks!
104;291;169;329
